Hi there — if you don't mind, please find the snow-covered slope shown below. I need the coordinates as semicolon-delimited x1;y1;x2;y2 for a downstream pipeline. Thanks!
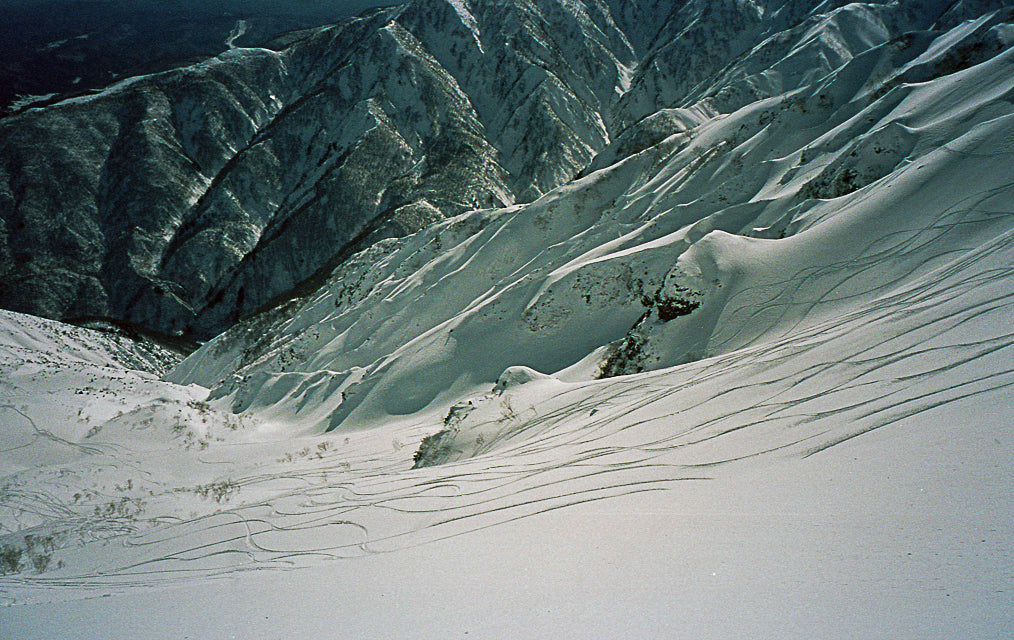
172;3;1014;436
0;310;191;478
2;1;1013;637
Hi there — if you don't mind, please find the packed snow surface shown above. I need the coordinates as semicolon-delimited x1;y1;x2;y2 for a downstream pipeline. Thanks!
2;1;1014;637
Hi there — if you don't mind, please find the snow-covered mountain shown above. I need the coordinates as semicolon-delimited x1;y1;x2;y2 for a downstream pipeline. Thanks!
0;0;633;337
2;1;1014;637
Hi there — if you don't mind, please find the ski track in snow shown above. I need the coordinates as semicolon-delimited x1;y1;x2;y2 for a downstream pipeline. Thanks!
2;206;1011;601
0;2;1013;624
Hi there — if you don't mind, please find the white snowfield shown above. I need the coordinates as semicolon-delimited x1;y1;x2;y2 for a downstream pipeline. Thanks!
2;1;1014;638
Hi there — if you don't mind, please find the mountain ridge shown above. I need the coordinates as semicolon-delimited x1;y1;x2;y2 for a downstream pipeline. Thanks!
1;0;638;337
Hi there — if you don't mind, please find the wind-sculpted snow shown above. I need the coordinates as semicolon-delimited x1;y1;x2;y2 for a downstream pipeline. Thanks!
1;1;1013;629
173;14;1014;430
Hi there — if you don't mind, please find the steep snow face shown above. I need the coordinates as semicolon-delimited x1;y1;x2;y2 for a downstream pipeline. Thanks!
394;0;635;196
1;2;1013;632
0;0;633;338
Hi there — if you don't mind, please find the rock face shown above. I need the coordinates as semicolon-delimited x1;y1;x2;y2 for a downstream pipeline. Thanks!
0;0;634;338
